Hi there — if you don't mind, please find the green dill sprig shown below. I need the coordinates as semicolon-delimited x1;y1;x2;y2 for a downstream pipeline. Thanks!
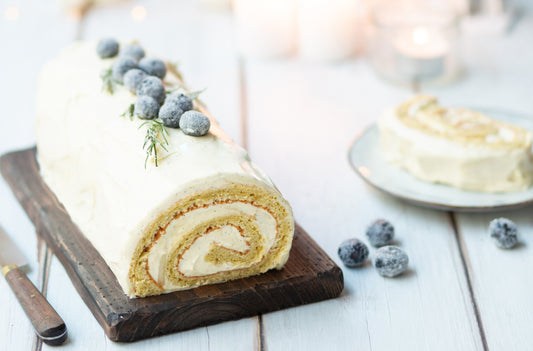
139;119;169;168
100;66;115;94
121;103;135;120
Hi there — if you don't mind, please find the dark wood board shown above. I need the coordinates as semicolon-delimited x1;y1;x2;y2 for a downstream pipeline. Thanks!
0;148;344;342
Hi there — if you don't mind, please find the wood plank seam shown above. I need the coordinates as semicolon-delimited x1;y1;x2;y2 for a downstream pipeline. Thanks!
32;237;53;351
448;212;489;351
254;315;267;351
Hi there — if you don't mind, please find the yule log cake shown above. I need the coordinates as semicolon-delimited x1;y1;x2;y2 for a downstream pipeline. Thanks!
378;94;533;192
35;40;294;298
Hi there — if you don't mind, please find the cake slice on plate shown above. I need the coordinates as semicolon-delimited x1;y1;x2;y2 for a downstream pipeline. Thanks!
378;94;533;192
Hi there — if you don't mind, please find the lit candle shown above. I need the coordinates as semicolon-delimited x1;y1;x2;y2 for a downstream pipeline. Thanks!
367;3;460;85
233;0;297;59
297;0;363;61
395;26;449;81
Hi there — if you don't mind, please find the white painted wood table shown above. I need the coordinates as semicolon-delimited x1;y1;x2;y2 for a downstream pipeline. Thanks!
1;1;532;350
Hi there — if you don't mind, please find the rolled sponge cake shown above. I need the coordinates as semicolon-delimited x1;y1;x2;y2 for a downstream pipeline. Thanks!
35;42;294;297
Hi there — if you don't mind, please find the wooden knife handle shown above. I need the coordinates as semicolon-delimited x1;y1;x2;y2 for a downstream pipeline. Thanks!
3;266;67;346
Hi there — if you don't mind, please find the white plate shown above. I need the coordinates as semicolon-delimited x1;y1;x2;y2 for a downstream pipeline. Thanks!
348;109;533;212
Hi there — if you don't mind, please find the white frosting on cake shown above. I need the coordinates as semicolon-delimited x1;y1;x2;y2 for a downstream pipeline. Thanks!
35;42;292;295
378;95;533;192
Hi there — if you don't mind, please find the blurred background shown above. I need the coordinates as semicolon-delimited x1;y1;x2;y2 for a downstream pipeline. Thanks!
1;0;533;152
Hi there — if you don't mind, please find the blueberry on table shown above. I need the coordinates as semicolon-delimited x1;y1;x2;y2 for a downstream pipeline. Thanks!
123;69;147;94
120;44;145;62
489;217;519;249
179;111;211;136
166;93;193;112
112;56;138;84
374;246;408;277
366;219;395;247
135;96;159;120
139;57;167;79
338;238;369;268
159;103;184;128
137;76;165;105
96;38;119;58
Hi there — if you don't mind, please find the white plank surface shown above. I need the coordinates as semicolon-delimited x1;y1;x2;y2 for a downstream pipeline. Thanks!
429;15;533;351
2;1;533;350
0;0;78;349
242;59;483;350
39;1;256;350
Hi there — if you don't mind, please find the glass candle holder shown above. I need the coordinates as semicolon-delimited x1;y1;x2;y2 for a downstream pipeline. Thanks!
367;3;461;87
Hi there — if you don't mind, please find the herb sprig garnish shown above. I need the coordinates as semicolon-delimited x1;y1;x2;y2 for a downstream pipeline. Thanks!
140;119;169;168
100;66;116;94
121;103;135;120
166;86;205;98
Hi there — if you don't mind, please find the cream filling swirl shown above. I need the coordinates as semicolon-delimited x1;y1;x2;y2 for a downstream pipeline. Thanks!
147;202;277;289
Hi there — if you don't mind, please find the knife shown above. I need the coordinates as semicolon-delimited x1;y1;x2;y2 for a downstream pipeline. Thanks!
0;225;67;346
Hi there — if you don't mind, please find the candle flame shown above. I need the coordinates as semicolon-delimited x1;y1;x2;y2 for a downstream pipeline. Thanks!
412;27;429;45
4;6;19;21
131;6;147;22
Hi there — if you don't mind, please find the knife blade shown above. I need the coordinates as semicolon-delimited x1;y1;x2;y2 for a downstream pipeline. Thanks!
0;225;67;346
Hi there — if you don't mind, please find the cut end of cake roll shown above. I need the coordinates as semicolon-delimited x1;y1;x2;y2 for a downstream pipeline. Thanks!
378;94;533;192
130;175;294;297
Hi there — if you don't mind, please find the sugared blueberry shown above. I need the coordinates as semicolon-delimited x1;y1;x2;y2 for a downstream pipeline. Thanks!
120;43;145;61
137;76;165;105
112;56;138;84
366;219;395;247
139;57;167;79
338;238;369;268
159;103;184;128
374;246;409;277
179;111;210;136
135;96;159;120
96;38;119;58
123;69;147;94
489;217;519;249
166;93;193;112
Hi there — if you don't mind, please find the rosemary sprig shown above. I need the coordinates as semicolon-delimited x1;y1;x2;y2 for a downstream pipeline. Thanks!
165;86;184;95
165;86;206;107
121;103;135;120
188;88;206;100
139;119;169;168
100;66;115;94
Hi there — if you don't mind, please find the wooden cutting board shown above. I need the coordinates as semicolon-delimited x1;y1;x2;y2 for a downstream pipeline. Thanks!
0;148;344;342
